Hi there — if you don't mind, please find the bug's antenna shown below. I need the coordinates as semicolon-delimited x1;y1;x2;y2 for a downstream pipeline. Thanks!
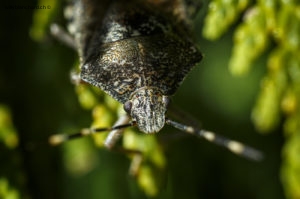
49;122;134;146
166;119;263;161
50;24;77;50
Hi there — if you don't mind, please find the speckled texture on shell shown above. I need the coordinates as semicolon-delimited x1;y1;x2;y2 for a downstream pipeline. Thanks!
69;0;202;103
82;33;200;103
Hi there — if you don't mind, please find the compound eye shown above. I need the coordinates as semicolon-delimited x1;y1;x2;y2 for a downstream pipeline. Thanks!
123;101;132;114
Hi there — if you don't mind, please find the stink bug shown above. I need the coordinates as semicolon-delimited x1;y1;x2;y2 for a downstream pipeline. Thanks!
50;0;262;171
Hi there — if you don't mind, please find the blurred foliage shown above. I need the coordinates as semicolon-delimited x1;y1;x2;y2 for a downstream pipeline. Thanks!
203;0;300;198
0;105;19;149
0;105;26;199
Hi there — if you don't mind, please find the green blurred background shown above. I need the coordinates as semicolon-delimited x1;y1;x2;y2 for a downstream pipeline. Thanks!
1;0;298;198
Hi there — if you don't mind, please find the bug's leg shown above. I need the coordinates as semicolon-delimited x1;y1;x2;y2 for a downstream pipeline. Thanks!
50;23;77;50
166;119;264;161
49;23;83;85
104;115;143;176
70;70;86;85
149;0;201;27
181;0;202;19
103;115;130;149
107;146;143;177
128;153;143;176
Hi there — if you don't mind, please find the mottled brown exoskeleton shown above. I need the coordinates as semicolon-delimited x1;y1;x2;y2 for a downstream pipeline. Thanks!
50;0;262;164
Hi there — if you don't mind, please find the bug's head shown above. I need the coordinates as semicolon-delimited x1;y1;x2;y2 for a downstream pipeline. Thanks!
124;87;170;134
